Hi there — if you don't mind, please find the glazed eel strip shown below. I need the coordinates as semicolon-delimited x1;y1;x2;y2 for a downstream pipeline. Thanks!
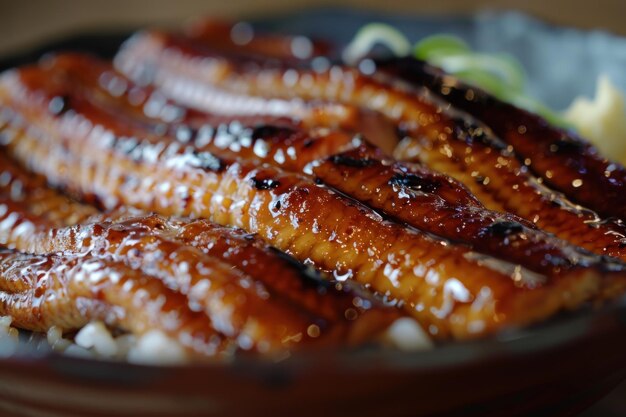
40;54;625;283
113;31;626;261
66;46;393;155
41;53;367;173
0;62;617;340
375;57;626;222
0;154;398;352
0;248;225;358
0;198;333;353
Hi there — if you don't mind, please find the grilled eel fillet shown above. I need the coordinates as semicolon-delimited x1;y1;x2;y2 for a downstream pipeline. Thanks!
375;57;626;221
0;153;399;353
0;61;619;341
0;248;226;358
35;54;624;283
112;30;626;261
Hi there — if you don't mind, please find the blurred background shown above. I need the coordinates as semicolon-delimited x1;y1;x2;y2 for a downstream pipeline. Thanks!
0;0;626;55
0;0;625;415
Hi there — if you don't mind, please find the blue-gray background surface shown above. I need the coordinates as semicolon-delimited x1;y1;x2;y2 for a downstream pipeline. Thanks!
257;9;626;110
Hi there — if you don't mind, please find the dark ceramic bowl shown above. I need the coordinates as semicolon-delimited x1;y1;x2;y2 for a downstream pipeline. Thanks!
1;10;626;417
1;304;625;417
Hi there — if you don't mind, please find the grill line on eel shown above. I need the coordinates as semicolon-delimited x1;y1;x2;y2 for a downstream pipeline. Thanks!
0;62;617;340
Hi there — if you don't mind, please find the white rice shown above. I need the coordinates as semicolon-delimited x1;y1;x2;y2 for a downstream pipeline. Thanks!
58;322;187;364
0;316;189;364
127;330;188;365
383;317;434;351
0;315;432;363
74;322;119;357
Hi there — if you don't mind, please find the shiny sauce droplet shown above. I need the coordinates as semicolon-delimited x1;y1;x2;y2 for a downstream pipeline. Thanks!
344;308;358;321
48;96;69;115
306;324;320;338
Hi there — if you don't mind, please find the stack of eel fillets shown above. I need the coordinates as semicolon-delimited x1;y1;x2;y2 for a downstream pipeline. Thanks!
0;20;624;359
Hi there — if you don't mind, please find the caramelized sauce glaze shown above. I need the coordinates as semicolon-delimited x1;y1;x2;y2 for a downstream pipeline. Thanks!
314;145;614;277
34;54;623;288
0;26;625;354
376;57;626;221
112;31;626;262
0;151;397;352
0;249;226;358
